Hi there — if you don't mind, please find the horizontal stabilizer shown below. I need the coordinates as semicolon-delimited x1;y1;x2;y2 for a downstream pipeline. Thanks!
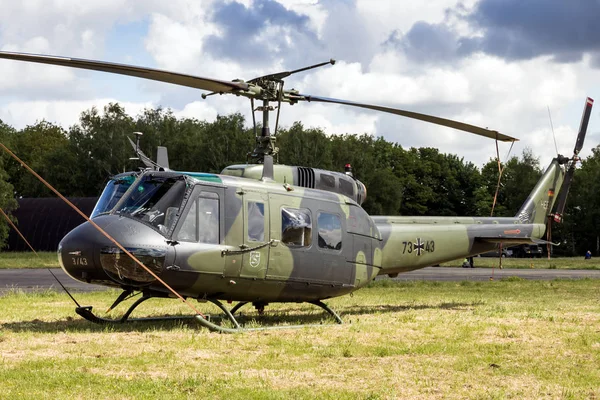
475;237;558;246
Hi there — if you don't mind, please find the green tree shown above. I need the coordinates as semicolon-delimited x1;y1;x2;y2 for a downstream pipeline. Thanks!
197;113;255;172
67;103;136;196
481;149;542;217
5;121;70;198
560;145;600;255
0;120;17;248
277;122;333;170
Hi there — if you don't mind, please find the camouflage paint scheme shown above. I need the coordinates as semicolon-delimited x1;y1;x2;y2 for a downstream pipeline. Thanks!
58;157;564;304
375;158;564;275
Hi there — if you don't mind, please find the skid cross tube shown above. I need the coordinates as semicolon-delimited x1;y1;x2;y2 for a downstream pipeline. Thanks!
74;295;343;333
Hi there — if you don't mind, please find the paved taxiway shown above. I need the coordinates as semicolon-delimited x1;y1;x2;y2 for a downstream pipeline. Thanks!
1;267;599;294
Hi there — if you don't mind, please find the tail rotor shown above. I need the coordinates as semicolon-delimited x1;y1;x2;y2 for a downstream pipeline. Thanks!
552;97;594;223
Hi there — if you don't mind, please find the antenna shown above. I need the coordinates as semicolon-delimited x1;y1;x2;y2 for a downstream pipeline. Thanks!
129;132;143;161
547;106;559;156
134;131;143;153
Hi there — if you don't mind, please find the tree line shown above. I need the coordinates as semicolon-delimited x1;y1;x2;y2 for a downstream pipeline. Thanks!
1;103;599;256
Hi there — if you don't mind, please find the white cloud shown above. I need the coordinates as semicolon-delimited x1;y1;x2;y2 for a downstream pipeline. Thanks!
0;99;153;129
0;0;599;172
277;0;327;38
173;101;218;121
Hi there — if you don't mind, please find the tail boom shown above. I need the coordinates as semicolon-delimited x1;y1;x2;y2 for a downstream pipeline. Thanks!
373;158;565;276
373;218;546;275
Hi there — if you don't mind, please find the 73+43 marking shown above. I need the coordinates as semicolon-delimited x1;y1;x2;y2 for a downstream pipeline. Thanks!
402;238;435;256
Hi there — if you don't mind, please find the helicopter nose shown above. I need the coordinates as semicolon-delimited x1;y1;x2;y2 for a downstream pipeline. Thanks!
58;215;170;286
58;217;115;285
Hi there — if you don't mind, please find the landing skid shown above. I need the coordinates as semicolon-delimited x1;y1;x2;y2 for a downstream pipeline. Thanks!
230;300;343;324
75;294;343;333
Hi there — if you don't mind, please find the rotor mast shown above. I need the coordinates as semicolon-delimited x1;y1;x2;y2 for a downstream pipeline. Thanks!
247;59;337;166
248;98;277;164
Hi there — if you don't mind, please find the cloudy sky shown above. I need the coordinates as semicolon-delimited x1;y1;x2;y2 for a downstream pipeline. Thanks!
1;0;600;168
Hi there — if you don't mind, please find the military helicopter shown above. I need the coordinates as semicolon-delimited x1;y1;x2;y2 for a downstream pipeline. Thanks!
0;51;592;332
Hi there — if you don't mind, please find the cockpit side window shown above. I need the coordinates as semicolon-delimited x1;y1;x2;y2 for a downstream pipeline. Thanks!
177;199;198;242
198;194;219;244
176;192;220;244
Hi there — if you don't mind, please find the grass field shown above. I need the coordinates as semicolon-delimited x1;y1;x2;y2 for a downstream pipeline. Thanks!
1;279;599;399
1;251;600;270
0;251;58;269
441;256;600;270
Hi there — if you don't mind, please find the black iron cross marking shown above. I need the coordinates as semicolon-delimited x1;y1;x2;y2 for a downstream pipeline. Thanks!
414;238;425;256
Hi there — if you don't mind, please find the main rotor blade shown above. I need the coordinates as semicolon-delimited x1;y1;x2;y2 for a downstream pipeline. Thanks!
0;51;248;93
292;94;518;142
248;59;336;84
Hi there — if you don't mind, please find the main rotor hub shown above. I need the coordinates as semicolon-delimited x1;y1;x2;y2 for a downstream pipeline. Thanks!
249;135;278;164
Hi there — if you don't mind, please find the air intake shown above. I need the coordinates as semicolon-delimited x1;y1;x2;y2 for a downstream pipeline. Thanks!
297;167;315;188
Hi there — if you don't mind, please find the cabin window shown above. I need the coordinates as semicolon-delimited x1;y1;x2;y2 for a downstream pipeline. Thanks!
281;207;312;247
247;201;265;242
317;212;342;250
339;178;354;197
320;173;335;188
176;192;219;244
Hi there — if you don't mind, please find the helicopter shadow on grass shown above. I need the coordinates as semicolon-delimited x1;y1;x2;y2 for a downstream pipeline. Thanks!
0;315;202;334
1;301;484;334
0;308;346;334
339;300;486;317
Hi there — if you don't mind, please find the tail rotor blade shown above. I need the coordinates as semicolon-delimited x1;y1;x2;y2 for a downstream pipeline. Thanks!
553;164;575;222
574;97;593;155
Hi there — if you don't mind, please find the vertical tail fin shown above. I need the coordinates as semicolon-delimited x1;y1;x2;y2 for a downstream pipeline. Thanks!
515;159;564;224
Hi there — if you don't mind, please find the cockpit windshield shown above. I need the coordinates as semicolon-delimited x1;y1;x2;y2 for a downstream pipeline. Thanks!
91;174;137;218
115;174;188;235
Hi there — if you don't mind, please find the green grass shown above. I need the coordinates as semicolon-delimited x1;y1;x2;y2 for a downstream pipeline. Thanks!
0;251;58;269
442;256;600;270
1;280;599;399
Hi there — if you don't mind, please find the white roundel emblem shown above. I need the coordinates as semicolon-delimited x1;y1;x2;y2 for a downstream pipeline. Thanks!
249;251;261;268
